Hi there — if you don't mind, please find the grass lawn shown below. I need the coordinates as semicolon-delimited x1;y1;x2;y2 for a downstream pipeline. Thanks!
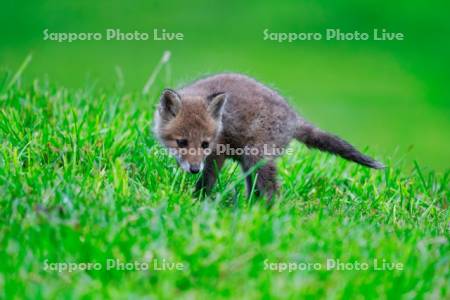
0;74;448;299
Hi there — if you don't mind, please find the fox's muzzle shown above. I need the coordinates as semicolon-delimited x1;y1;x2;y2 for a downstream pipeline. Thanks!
178;159;204;174
189;164;201;174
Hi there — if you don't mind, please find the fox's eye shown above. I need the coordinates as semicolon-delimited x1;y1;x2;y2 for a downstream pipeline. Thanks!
176;139;188;148
201;141;209;149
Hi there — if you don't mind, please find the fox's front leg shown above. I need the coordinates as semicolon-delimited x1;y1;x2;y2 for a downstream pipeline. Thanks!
241;155;278;203
194;153;225;196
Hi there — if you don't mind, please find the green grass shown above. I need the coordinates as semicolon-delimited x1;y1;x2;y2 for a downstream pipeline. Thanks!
0;75;449;299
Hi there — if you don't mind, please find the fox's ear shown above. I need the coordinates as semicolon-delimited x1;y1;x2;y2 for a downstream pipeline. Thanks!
207;93;227;120
159;89;181;120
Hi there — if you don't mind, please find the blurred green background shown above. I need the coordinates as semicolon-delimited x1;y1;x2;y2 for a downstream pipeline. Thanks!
1;0;449;170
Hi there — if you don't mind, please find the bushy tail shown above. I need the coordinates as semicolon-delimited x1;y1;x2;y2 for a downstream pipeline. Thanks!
295;121;384;169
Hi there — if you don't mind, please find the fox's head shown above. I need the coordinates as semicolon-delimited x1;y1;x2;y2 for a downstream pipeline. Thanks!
154;89;227;174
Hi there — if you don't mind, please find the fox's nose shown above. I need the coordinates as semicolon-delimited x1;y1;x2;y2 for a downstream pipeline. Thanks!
189;165;200;174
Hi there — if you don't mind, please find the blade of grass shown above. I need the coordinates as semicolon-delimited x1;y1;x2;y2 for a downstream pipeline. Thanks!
7;54;32;90
142;51;171;96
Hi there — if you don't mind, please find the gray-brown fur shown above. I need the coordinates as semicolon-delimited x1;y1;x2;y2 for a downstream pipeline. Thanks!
154;73;384;202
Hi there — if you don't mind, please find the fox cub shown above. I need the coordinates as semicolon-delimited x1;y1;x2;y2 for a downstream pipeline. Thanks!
154;73;384;200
